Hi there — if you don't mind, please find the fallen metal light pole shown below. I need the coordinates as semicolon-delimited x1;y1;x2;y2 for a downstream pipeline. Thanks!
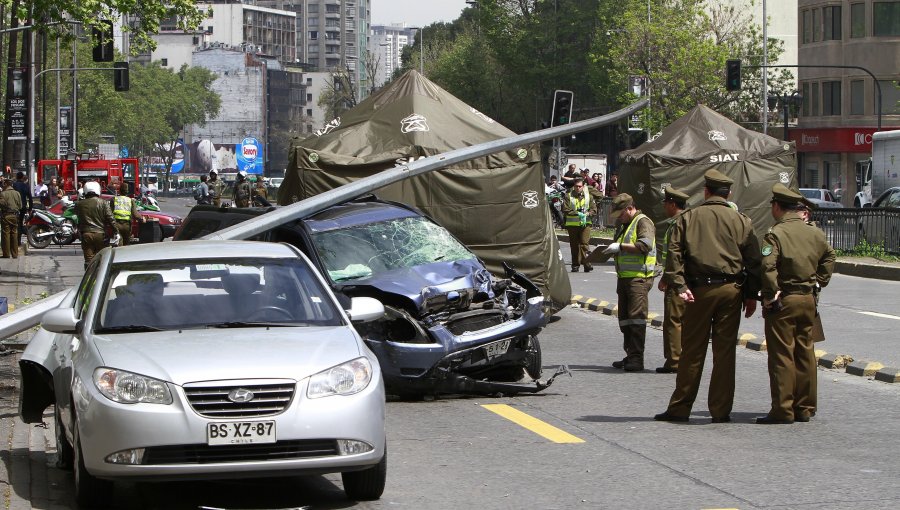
205;99;649;241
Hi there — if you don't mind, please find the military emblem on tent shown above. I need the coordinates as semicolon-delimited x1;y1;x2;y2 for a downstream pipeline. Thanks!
660;183;670;194
649;132;662;142
400;113;429;133
309;152;319;163
470;107;495;124
516;148;528;159
708;130;727;141
522;190;539;209
779;172;790;184
637;183;646;194
315;117;341;137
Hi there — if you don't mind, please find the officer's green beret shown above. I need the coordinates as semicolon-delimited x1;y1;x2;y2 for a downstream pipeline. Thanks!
704;169;734;188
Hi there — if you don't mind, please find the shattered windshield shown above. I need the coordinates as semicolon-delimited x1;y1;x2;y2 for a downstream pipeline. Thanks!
312;216;475;282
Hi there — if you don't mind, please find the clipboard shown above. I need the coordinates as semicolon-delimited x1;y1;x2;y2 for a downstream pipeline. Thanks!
585;245;614;264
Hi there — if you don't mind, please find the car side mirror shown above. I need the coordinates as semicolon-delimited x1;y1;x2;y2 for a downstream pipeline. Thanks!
42;307;80;334
346;297;384;323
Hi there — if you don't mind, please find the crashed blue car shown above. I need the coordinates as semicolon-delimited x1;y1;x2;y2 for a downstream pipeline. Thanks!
174;196;561;397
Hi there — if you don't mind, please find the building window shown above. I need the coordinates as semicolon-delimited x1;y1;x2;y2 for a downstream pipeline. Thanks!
307;93;312;101
161;58;168;67
802;10;812;43
878;80;900;114
823;81;841;116
874;2;900;36
307;4;318;13
824;6;841;40
207;26;214;34
307;108;313;116
850;80;865;115
811;82;820;116
802;82;810;116
851;3;866;38
308;17;319;27
309;31;318;40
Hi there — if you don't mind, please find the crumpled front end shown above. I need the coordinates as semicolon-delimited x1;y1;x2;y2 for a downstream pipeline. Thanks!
353;263;557;396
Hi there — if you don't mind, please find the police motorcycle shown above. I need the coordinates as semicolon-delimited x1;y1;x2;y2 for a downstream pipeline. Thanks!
545;184;565;228
26;198;78;249
140;190;160;211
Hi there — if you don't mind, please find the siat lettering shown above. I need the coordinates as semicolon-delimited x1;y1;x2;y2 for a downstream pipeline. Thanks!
709;153;740;163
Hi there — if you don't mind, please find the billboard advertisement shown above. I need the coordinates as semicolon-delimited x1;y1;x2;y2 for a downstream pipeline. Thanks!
185;138;264;174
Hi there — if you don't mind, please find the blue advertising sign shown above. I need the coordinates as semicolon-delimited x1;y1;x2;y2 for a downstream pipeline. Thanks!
170;139;185;173
236;137;264;174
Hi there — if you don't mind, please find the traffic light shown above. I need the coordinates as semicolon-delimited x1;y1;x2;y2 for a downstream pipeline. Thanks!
114;62;130;92
725;59;741;91
551;90;574;127
92;20;114;62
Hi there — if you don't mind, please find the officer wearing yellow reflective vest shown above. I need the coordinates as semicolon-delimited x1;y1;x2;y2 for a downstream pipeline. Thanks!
110;185;144;246
562;177;601;272
602;193;656;371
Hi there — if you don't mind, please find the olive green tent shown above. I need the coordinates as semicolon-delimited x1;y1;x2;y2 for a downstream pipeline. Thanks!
279;70;570;311
619;104;797;237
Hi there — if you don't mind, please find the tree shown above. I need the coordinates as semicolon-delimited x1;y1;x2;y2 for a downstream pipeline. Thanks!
317;66;358;122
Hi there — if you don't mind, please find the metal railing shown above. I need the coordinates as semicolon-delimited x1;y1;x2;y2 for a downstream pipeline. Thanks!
810;207;900;254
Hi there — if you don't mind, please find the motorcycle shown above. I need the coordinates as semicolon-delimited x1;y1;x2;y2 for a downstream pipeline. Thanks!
26;206;78;249
546;188;565;228
139;191;160;211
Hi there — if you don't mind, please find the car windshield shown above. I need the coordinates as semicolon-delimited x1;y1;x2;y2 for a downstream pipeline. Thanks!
311;216;475;282
800;189;820;199
96;257;343;331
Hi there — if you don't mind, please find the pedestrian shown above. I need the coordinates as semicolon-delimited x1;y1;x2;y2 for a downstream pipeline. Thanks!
33;179;47;200
74;181;116;268
756;184;836;424
654;169;762;424
0;178;23;260
562;177;596;272
605;173;619;198
655;187;689;374
253;178;268;202
602;193;656;371
209;169;225;207
561;163;579;189
46;177;62;205
233;171;252;208
110;180;144;246
197;175;211;205
591;173;604;195
13;171;33;247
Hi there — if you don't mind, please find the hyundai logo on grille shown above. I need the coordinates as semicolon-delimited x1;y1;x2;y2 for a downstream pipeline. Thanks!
228;389;255;403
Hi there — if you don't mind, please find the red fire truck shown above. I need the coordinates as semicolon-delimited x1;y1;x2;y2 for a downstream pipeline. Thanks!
37;156;140;195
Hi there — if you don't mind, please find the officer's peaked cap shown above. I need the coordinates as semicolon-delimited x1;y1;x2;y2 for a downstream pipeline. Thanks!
704;169;733;188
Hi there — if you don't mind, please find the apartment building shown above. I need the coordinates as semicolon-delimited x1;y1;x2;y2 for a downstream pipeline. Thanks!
792;0;900;202
369;24;415;88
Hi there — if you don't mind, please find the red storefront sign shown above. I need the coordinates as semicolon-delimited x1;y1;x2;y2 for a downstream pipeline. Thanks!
788;127;898;153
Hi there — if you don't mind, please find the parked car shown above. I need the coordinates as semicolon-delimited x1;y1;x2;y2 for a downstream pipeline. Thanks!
18;240;387;506
858;186;900;252
800;188;842;208
173;196;556;398
46;194;184;239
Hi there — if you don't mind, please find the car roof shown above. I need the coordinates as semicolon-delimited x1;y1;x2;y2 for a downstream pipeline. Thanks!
110;240;298;264
304;200;419;233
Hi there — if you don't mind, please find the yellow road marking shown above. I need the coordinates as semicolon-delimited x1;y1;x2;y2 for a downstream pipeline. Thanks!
859;311;900;321
481;404;585;443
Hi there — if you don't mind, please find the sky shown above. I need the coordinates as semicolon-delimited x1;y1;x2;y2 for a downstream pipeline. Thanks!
371;0;469;27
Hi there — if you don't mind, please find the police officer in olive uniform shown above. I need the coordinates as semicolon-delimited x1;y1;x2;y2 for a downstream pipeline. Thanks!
655;169;762;423
233;171;252;208
756;184;836;424
209;169;225;207
562;177;600;272
656;187;689;373
0;178;23;259
603;193;656;371
75;181;116;268
110;181;144;246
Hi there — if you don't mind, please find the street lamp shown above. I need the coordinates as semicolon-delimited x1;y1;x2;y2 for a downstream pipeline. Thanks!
419;27;423;74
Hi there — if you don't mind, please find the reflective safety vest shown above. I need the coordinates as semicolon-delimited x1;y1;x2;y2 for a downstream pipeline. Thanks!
112;195;134;221
564;193;591;227
615;213;657;278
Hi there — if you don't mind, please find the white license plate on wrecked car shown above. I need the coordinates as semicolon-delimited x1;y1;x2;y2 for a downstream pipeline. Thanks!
484;339;511;360
207;421;276;446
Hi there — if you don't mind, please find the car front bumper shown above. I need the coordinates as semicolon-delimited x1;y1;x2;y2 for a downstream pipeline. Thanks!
75;376;386;480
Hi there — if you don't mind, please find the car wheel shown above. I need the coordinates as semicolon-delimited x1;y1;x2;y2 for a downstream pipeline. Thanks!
523;335;543;380
74;420;113;508
54;405;74;470
342;444;386;501
27;224;52;249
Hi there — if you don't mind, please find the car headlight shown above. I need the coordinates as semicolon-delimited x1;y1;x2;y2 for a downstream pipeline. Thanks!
93;368;173;405
307;357;372;399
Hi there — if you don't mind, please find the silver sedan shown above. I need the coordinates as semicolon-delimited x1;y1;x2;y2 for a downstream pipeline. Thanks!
18;241;387;507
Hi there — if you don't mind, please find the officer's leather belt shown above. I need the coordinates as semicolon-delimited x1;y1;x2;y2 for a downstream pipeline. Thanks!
780;287;814;295
687;274;741;287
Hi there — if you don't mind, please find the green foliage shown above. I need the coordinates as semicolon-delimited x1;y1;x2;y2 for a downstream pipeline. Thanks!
836;240;900;262
5;0;205;54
